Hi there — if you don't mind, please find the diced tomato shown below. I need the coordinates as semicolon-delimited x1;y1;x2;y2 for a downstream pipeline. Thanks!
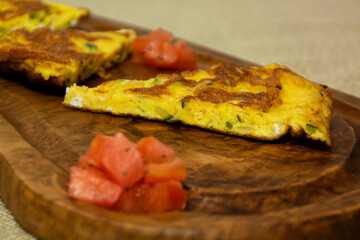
132;28;198;70
147;28;173;43
85;133;144;188
144;157;186;183
68;132;187;214
165;181;187;210
137;136;174;163
102;133;144;188
148;181;186;214
113;183;151;214
85;135;113;169
114;181;186;214
132;28;172;54
78;155;109;179
143;41;178;68
132;36;151;54
102;144;144;188
68;166;122;208
171;40;198;70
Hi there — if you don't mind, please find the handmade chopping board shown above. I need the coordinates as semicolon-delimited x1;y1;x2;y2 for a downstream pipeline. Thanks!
1;16;360;240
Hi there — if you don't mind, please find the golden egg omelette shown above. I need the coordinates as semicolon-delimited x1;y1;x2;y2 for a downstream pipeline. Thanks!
63;63;334;146
0;0;89;37
0;28;136;87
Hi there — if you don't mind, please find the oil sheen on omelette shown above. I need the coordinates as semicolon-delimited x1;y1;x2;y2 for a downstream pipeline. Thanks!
63;63;334;146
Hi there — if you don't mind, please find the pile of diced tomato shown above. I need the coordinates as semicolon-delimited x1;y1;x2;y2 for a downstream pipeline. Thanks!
132;28;198;71
67;132;187;214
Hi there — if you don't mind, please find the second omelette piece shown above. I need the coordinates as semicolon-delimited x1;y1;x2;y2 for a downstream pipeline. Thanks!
63;63;334;146
0;0;89;37
0;28;136;87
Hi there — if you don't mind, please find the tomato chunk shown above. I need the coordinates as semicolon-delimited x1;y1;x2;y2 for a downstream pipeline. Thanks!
85;133;144;188
144;157;186;183
78;155;109;179
148;181;186;214
85;135;109;169
132;36;151;54
171;40;198;71
147;28;173;43
68;166;122;208
132;28;198;70
113;183;151;214
143;41;178;68
114;181;186;214
137;136;174;163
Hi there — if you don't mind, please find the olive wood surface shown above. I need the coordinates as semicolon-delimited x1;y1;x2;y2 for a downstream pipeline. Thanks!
1;15;360;240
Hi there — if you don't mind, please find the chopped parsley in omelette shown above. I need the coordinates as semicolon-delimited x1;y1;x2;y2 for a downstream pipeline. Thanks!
64;63;334;146
0;0;89;37
0;28;136;87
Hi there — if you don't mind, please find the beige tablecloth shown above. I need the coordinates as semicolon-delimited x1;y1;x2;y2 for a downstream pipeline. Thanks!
1;0;360;239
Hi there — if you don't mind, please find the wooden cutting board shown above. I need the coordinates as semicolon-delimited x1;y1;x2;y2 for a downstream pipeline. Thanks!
1;15;360;240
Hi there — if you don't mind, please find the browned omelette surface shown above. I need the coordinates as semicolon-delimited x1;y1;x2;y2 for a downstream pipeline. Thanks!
64;63;334;146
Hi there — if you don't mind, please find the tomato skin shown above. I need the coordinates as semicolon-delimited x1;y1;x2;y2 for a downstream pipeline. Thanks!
113;183;151;214
137;136;174;163
85;135;115;169
165;181;187;210
146;28;173;43
171;40;198;70
68;166;122;208
132;35;151;54
148;181;186;214
144;157;186;183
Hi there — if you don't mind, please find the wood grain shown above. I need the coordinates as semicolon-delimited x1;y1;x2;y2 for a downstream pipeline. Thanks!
1;15;360;239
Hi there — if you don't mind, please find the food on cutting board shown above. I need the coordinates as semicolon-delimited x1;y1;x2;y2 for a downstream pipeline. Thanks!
0;28;135;87
132;28;198;70
67;132;187;214
0;0;89;37
64;63;333;146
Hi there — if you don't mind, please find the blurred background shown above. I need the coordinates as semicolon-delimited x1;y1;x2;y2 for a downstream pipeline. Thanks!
1;0;360;239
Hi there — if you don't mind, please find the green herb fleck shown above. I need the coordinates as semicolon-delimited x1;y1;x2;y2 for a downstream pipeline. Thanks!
237;114;242;122
181;101;185;108
66;19;76;28
85;42;98;52
226;121;233;130
306;124;318;134
165;115;175;121
65;78;71;83
151;78;160;86
29;12;38;20
29;12;45;22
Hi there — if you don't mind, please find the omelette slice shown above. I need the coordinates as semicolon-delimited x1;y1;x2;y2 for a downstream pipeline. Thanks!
0;0;89;37
0;27;135;87
63;63;334;146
